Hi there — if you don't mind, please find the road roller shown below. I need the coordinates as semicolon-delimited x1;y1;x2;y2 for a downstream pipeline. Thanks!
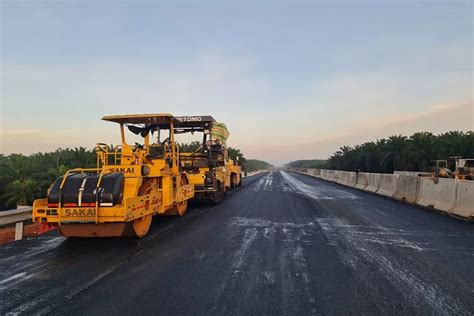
32;113;194;238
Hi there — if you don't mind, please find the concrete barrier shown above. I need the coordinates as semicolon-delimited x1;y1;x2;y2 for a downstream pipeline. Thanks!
355;173;369;189
394;170;431;177
308;169;320;177
365;173;382;192
450;180;474;220
292;168;303;174
312;169;322;177
321;169;329;180
323;169;331;180
348;172;356;186
347;172;357;187
417;177;457;213
329;170;340;182
337;171;350;185
394;175;422;203
291;167;473;222
377;174;399;197
328;170;336;181
337;171;356;186
334;171;341;182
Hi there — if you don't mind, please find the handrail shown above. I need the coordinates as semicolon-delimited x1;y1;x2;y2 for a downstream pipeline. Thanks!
0;207;32;226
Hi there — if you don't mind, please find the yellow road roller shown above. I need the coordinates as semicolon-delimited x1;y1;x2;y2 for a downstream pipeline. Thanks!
32;113;194;238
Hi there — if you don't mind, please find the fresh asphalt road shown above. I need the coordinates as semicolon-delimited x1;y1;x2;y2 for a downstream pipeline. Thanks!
1;171;473;315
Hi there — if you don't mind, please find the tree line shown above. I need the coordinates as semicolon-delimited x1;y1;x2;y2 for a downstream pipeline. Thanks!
0;144;270;210
286;159;330;169
0;148;96;211
244;159;273;172
327;131;474;173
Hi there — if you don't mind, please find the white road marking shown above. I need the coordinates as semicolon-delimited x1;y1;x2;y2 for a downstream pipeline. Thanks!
254;172;274;192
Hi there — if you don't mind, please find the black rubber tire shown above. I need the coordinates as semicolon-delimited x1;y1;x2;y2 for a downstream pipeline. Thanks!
212;182;225;203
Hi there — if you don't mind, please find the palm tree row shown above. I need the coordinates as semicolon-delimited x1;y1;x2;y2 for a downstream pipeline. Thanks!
0;147;96;210
327;131;474;173
0;144;260;210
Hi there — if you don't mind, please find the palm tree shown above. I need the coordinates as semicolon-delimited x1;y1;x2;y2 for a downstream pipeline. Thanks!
0;154;39;208
32;152;69;192
466;131;474;157
435;131;472;159
328;152;340;169
328;146;353;171
66;147;96;168
379;135;407;173
1;178;39;206
353;142;379;172
0;154;36;184
228;147;245;165
405;132;435;171
340;146;355;171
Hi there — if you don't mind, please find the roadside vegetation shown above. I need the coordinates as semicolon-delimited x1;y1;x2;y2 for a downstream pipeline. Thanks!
286;159;330;169
244;159;273;172
0;148;96;211
327;131;474;173
0;144;270;210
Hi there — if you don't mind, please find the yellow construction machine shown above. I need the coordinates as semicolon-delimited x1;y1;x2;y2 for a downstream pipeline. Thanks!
430;157;474;180
32;114;194;238
175;116;241;202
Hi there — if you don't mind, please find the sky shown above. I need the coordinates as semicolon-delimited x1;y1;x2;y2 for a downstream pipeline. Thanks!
1;0;473;165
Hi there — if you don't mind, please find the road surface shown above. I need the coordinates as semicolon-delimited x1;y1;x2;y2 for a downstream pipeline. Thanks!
1;171;473;315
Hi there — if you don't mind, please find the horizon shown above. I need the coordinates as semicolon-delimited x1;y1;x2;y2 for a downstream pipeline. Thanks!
1;1;473;165
1;128;471;168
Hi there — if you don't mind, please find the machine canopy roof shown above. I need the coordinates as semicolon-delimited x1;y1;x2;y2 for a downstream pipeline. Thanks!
102;114;230;141
174;115;216;128
102;113;179;125
173;116;229;141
